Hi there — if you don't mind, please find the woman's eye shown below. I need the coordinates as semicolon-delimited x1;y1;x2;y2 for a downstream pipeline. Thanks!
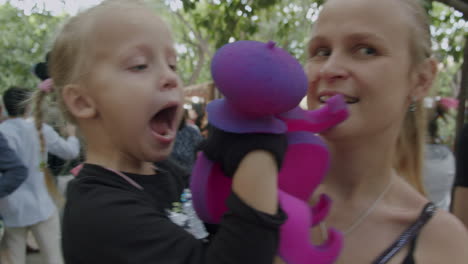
129;64;148;71
169;64;177;72
356;46;377;56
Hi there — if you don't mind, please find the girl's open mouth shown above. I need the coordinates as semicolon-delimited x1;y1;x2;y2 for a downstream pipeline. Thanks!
150;104;179;143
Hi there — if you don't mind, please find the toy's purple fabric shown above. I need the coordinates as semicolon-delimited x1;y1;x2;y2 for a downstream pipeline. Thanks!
190;40;348;264
208;40;306;134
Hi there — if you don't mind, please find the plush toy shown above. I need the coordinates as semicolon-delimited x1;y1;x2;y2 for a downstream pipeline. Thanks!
190;40;348;264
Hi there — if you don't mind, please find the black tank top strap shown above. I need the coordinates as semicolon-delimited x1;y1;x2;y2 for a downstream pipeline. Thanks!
400;234;418;264
372;202;437;264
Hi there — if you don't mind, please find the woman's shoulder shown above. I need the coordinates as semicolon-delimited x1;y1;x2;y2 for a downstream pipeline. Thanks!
416;209;468;263
390;180;468;262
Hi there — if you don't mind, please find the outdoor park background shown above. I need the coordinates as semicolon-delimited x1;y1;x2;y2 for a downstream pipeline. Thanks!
0;0;467;146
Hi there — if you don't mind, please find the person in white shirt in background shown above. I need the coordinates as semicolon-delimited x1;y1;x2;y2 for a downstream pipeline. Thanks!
423;98;455;211
0;87;80;264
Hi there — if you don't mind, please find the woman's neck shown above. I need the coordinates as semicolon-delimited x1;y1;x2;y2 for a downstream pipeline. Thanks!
321;132;397;202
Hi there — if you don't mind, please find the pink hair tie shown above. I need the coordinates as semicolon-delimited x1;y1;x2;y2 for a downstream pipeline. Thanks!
38;78;53;93
70;164;84;177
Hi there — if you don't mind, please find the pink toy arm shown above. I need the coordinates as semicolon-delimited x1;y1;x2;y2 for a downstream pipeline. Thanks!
278;95;349;133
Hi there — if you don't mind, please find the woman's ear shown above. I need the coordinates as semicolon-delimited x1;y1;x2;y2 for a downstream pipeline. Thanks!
411;58;438;100
62;84;97;119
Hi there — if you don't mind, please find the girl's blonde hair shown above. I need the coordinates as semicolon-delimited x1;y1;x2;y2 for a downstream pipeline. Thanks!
31;0;148;200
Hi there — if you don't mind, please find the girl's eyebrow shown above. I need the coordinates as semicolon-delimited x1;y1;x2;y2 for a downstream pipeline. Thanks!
118;43;153;60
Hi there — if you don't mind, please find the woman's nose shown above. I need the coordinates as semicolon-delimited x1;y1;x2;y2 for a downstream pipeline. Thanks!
318;55;349;83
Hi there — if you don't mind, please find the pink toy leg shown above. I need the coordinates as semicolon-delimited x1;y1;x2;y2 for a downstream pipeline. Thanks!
278;190;343;264
190;153;232;224
278;132;329;201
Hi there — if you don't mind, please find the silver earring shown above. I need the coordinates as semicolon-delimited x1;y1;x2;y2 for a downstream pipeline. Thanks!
408;97;417;112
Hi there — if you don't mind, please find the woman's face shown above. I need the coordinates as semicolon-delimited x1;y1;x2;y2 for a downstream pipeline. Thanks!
306;0;421;141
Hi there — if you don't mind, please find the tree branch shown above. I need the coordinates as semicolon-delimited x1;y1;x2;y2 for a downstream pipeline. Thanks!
175;11;205;43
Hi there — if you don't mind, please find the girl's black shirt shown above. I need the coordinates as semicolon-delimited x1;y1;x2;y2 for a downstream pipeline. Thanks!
62;161;286;264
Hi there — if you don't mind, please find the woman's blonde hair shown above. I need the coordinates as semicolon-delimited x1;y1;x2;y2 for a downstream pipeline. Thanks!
31;0;148;200
393;0;433;195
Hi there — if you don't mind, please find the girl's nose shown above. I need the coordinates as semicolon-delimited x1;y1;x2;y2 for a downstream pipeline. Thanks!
160;67;179;90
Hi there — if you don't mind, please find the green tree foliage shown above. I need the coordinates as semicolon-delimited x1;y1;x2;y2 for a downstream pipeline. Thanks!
0;3;64;94
161;0;281;85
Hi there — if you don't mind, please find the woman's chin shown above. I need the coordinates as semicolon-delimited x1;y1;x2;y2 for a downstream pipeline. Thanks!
319;122;355;142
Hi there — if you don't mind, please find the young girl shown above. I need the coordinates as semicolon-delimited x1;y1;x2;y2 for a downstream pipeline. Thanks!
37;1;285;263
299;0;468;263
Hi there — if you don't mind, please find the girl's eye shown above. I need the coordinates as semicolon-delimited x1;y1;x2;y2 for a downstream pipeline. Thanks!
356;46;377;56
129;64;148;71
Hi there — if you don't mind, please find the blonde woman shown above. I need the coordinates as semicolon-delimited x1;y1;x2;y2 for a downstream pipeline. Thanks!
279;0;468;263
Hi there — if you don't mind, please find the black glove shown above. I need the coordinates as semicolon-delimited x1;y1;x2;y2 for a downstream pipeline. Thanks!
198;125;288;178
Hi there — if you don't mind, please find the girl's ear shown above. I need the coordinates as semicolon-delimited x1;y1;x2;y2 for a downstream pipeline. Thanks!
411;58;438;100
62;84;97;119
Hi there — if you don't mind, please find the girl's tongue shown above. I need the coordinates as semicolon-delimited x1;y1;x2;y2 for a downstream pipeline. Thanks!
151;120;170;136
150;107;176;138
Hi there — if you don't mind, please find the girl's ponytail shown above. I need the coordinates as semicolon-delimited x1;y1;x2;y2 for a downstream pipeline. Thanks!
32;55;64;205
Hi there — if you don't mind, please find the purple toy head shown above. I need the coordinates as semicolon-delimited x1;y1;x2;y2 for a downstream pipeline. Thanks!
211;40;308;117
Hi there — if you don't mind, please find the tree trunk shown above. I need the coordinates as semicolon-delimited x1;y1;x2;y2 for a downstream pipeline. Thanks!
455;34;468;146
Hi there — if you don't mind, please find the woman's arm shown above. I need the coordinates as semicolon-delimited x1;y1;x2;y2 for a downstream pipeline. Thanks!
417;210;468;263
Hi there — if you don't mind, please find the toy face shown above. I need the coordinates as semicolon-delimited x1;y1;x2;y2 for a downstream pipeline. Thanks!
211;41;308;117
